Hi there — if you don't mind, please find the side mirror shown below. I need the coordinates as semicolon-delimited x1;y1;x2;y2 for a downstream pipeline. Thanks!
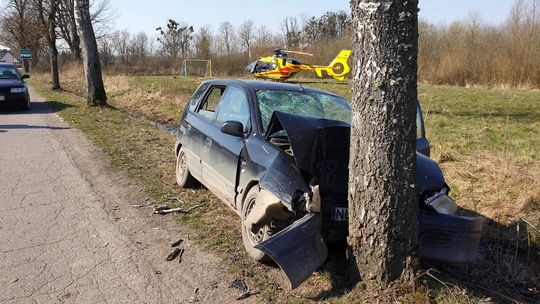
21;74;30;79
221;121;245;138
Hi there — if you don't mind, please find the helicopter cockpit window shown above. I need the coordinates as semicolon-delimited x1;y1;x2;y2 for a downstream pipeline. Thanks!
248;61;277;74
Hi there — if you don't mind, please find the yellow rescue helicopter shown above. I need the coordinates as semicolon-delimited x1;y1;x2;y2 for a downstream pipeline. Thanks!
246;48;351;81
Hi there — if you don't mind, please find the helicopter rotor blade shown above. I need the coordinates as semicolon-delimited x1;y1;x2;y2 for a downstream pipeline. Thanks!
282;50;314;56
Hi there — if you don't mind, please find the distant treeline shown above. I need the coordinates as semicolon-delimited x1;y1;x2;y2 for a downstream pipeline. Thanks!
419;0;540;88
1;0;538;88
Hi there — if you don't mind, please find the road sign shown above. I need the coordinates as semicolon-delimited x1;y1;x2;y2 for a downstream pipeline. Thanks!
20;49;32;58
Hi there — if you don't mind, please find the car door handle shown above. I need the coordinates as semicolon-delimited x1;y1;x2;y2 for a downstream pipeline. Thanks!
186;124;192;131
205;138;212;147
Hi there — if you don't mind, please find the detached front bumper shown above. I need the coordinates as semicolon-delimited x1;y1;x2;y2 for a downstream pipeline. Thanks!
257;210;484;289
255;213;328;289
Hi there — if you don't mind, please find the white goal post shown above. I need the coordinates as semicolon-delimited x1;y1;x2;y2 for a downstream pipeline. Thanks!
180;59;212;77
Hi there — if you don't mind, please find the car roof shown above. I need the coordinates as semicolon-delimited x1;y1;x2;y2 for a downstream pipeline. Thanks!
0;63;16;67
201;79;342;97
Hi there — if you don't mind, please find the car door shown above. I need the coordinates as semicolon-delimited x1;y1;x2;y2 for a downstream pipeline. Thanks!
179;82;210;180
188;85;225;181
202;86;251;206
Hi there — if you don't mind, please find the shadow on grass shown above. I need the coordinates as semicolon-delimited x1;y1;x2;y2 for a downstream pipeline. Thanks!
309;208;539;303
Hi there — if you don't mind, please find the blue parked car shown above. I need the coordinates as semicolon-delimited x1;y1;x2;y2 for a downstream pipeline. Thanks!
0;63;30;111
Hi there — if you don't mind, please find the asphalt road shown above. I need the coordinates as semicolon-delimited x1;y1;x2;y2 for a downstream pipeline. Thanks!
0;89;254;303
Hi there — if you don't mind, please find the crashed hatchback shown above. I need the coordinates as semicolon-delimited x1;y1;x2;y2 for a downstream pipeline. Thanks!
175;80;483;289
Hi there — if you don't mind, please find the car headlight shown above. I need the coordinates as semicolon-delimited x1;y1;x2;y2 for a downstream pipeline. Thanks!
11;87;26;93
425;189;458;215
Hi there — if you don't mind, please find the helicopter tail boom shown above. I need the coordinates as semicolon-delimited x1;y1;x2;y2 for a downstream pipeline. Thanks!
311;50;351;81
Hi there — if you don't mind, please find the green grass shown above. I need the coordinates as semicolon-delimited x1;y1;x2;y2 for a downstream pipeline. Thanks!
30;74;540;303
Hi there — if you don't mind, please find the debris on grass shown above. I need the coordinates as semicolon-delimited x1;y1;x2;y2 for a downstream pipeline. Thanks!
154;202;207;215
177;248;185;264
230;279;257;300
166;247;182;261
171;238;184;247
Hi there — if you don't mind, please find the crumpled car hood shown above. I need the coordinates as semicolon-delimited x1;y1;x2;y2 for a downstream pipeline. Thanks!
266;111;350;176
265;111;447;195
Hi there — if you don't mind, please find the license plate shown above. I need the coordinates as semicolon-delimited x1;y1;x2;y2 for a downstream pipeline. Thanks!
332;207;349;221
0;95;4;101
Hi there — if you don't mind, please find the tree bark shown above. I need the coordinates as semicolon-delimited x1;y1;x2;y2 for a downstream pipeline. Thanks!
69;0;82;61
74;0;107;106
48;0;60;90
35;0;61;89
348;0;419;285
48;37;60;89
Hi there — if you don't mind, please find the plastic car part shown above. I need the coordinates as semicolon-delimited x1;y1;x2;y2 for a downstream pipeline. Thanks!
425;189;458;215
305;185;321;213
244;189;290;231
419;213;484;263
255;213;327;289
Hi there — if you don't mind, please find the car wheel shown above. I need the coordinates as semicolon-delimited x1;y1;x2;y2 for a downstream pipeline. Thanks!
22;100;30;111
241;186;271;262
175;148;198;188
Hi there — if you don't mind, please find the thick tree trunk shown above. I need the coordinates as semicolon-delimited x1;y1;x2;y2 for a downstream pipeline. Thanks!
70;2;82;61
72;32;82;61
348;0;419;285
74;0;107;106
48;1;61;90
48;40;60;90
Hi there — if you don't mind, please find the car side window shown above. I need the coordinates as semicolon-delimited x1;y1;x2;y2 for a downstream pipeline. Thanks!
197;87;224;120
188;83;209;112
215;87;250;132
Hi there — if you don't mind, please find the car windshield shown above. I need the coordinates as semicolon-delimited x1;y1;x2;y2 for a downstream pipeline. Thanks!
0;66;20;79
256;90;352;132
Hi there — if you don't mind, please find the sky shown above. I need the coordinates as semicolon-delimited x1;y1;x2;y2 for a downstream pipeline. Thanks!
111;0;517;36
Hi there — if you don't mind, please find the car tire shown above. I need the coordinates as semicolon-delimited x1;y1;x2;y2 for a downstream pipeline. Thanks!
175;148;198;188
22;100;30;111
241;186;271;262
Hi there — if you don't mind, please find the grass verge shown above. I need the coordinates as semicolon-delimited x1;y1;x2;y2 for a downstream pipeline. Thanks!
30;73;540;303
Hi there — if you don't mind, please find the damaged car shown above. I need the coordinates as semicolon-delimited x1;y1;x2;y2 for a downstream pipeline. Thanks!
175;80;484;289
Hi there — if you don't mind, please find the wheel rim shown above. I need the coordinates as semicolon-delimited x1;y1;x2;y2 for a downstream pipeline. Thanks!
177;151;187;180
244;198;267;245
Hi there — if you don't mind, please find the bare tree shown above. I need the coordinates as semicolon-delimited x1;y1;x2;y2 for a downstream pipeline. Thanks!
238;20;255;61
129;31;149;61
255;25;272;47
348;0;419;285
156;19;194;60
219;21;235;55
97;31;112;67
281;16;301;48
194;25;212;59
110;29;130;63
75;0;107;105
34;0;60;89
57;0;116;60
0;0;43;66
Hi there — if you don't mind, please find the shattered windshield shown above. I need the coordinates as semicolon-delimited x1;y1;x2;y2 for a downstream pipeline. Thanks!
256;90;351;132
